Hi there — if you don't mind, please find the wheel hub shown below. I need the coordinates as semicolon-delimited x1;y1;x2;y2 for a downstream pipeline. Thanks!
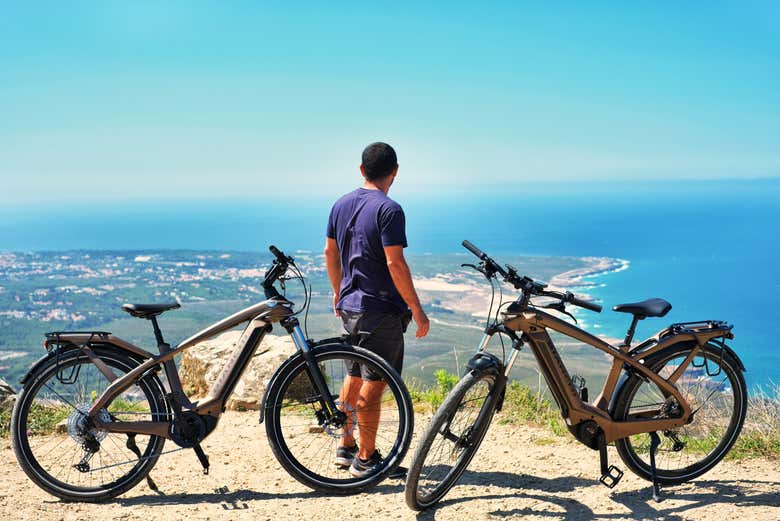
322;401;356;438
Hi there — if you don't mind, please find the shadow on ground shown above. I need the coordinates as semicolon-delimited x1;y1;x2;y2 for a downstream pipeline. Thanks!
42;470;779;520
412;470;780;521
106;481;405;511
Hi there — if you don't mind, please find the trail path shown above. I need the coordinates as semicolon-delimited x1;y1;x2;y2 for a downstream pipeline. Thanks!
1;412;777;520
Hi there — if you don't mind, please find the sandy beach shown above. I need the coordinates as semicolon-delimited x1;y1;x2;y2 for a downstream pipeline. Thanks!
413;256;626;319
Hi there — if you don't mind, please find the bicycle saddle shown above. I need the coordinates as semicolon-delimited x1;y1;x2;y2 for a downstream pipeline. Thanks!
121;302;181;319
612;298;671;318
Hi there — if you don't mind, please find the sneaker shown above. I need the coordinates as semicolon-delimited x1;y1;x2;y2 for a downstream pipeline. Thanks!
335;444;358;468
349;450;383;478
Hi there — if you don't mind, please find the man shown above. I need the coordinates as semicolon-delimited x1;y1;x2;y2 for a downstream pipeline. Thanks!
324;142;430;478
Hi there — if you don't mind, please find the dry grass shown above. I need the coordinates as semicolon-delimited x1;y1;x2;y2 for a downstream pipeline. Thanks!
730;382;780;459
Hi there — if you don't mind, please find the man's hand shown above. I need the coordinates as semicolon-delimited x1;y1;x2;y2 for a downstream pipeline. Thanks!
412;306;430;338
385;245;430;338
333;293;340;317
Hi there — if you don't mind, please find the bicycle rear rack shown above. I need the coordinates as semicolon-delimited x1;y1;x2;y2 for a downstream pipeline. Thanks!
668;321;733;377
44;331;111;384
668;320;732;337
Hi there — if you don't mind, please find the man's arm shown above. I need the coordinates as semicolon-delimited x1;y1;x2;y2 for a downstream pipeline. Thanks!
324;238;342;316
384;245;430;338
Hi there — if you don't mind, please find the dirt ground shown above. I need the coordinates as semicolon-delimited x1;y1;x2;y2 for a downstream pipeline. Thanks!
1;411;777;521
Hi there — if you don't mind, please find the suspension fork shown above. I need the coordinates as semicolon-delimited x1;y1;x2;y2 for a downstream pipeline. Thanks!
475;327;524;377
470;329;522;412
286;319;340;419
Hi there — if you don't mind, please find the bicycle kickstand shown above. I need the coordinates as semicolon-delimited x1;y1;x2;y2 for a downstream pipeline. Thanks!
649;431;662;502
193;443;210;475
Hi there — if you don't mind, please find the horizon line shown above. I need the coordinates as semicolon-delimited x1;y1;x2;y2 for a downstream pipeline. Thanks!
1;176;778;205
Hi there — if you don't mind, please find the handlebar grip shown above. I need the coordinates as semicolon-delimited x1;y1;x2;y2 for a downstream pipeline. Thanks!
269;245;285;262
571;296;602;313
462;240;486;260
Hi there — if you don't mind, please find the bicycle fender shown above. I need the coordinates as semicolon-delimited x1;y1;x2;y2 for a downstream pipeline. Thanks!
19;342;149;387
465;352;503;376
608;339;745;415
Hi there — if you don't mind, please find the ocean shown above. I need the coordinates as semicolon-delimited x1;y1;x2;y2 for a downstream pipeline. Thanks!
1;179;778;388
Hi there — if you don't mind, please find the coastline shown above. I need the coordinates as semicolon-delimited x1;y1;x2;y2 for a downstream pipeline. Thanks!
413;255;628;319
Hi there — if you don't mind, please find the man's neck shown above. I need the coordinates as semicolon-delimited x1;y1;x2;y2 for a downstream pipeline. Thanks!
363;180;390;194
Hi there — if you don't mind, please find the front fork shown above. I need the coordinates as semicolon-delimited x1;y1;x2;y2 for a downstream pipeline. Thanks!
287;319;342;422
468;329;522;412
474;327;523;378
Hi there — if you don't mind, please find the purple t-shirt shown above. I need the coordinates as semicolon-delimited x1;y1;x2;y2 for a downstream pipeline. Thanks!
326;188;408;313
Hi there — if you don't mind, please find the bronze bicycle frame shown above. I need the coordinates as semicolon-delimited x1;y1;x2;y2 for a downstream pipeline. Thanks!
52;298;308;439
481;307;732;443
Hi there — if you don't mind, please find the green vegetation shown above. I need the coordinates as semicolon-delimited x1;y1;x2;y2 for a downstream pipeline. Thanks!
0;406;10;437
107;397;151;414
498;381;567;436
22;403;70;436
408;369;460;412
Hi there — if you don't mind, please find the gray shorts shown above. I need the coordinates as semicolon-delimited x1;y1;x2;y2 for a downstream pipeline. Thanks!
340;309;410;381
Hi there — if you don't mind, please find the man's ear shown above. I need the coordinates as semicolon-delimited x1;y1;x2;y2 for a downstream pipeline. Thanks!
360;164;367;179
391;165;399;177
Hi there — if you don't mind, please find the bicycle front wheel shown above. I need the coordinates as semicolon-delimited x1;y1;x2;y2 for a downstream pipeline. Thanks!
405;369;501;510
264;343;413;494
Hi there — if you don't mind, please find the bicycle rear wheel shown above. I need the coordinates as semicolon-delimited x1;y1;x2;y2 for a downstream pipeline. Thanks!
405;369;502;510
614;342;747;484
11;347;167;502
264;343;413;494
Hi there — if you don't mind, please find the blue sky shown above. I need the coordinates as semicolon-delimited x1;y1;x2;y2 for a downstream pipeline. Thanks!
1;1;778;202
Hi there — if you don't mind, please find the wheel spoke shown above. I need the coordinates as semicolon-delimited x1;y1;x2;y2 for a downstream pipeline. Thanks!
13;352;165;499
617;347;744;480
410;372;496;506
268;349;411;488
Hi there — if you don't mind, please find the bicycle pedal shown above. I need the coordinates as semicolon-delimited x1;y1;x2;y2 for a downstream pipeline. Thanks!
599;465;623;489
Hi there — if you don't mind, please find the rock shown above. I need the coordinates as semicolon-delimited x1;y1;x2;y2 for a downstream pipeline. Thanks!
55;418;69;435
180;330;296;411
0;377;16;410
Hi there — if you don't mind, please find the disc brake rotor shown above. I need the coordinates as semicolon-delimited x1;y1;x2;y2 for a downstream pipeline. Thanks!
322;400;357;438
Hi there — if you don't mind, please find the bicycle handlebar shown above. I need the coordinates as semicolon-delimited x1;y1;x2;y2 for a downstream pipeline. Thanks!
262;245;295;297
462;239;602;313
543;289;603;313
462;240;508;278
569;295;602;313
462;240;487;260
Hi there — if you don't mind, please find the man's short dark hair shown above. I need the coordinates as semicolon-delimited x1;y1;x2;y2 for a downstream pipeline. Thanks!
361;142;398;181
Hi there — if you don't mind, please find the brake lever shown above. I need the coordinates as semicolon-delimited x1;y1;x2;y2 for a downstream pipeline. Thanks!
461;262;494;280
539;300;578;324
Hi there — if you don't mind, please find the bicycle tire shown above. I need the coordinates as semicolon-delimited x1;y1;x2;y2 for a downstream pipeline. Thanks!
405;369;501;510
264;343;413;494
11;347;167;502
613;342;747;485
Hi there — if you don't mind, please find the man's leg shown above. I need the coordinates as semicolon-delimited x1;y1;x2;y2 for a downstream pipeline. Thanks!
338;374;362;448
338;310;363;448
355;380;387;459
353;313;404;460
